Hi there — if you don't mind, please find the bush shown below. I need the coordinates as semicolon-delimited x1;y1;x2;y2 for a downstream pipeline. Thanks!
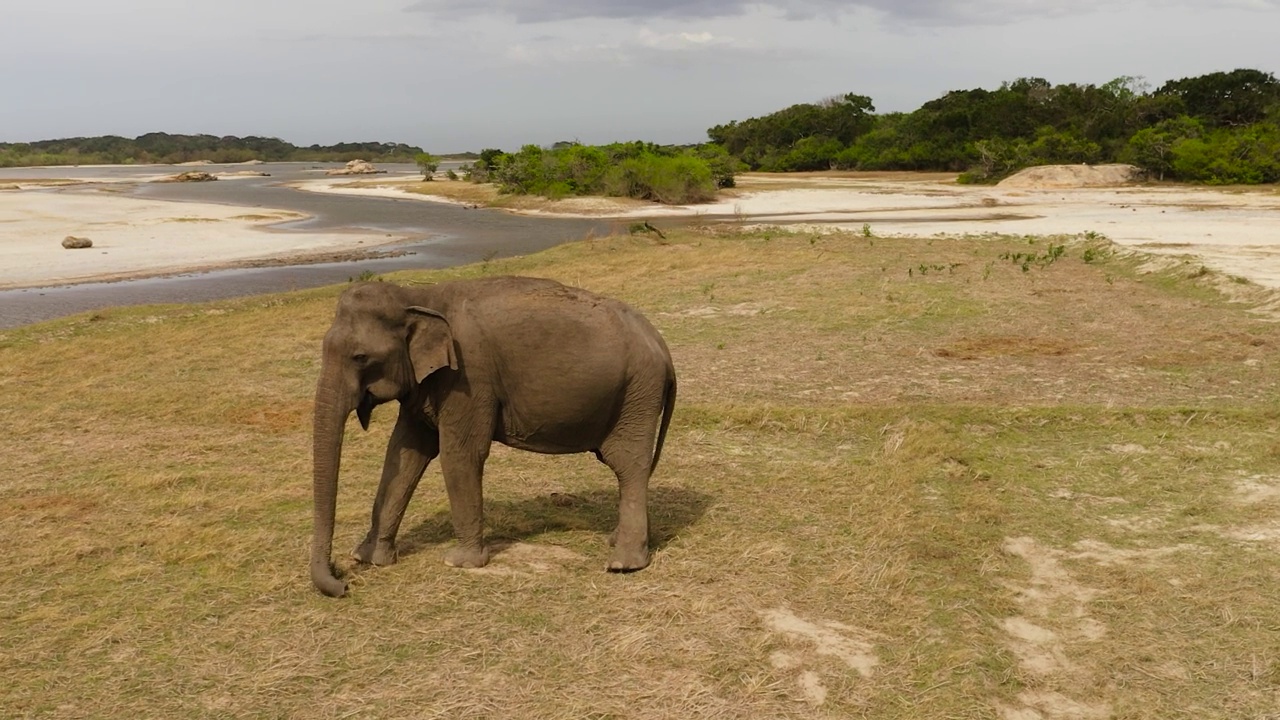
690;143;745;188
414;152;439;180
604;155;717;204
1169;124;1280;184
487;142;723;204
1122;116;1204;180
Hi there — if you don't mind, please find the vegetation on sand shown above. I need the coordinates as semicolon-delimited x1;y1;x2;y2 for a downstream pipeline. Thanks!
459;141;740;205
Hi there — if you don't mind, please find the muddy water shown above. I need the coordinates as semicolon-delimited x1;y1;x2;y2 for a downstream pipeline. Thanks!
0;163;616;329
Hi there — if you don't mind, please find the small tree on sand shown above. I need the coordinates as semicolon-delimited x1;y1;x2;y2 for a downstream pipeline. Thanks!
415;152;440;180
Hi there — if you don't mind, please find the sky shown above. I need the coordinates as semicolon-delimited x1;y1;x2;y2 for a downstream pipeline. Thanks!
2;0;1277;152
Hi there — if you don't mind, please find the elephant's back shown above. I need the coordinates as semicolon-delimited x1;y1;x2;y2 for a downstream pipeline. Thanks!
445;275;670;370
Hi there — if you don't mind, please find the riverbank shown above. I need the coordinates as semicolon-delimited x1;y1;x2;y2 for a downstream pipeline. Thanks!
0;187;410;289
300;173;1280;288
4;168;1280;294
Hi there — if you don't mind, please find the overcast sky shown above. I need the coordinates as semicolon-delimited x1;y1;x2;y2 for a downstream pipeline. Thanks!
2;1;1277;151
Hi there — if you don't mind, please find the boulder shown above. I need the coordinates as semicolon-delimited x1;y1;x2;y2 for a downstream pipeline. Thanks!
325;159;386;176
62;236;93;249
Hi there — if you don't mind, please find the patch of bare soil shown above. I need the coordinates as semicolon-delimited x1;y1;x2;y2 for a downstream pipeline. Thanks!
1221;474;1280;547
997;537;1111;719
466;542;585;576
760;607;879;707
997;164;1146;189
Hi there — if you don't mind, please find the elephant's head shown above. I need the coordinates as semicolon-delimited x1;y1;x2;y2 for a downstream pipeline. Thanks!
310;282;456;597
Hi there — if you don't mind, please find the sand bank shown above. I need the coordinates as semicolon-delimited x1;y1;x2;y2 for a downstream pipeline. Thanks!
297;174;1280;289
4;171;1278;293
0;188;402;289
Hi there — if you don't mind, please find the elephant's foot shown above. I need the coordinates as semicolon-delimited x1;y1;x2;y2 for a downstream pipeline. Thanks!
443;544;490;569
351;535;398;566
606;542;650;572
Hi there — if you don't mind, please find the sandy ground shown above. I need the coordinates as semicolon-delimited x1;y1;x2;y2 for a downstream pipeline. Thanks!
4;172;1279;291
299;174;1280;289
0;188;399;288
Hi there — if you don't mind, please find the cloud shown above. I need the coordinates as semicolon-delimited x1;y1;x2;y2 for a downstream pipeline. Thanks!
408;0;762;23
502;28;754;66
406;0;1278;25
635;28;737;49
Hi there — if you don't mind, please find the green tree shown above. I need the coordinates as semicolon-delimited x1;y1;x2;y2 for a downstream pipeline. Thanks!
1156;68;1280;127
1122;116;1204;180
415;152;440;180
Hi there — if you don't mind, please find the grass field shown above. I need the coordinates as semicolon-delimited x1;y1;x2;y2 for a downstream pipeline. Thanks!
3;226;1279;718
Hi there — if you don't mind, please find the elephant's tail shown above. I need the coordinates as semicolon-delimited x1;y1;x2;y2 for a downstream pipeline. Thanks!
650;370;677;475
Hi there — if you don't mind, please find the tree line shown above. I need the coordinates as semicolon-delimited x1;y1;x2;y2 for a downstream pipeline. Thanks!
0;133;424;167
707;68;1280;184
4;67;1273;198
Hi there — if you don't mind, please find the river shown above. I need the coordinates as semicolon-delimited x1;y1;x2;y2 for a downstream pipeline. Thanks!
0;163;614;329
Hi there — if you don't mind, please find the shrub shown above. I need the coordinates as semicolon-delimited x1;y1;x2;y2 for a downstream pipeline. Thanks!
604;155;717;204
488;142;722;204
1169;124;1280;184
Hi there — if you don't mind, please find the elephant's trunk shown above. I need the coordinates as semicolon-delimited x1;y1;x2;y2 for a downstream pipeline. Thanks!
311;365;353;598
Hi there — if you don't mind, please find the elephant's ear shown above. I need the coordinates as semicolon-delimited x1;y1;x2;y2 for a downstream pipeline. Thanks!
406;306;457;383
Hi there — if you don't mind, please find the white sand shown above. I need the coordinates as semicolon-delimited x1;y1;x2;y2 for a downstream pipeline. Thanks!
298;174;1280;289
5;173;1280;292
0;189;397;288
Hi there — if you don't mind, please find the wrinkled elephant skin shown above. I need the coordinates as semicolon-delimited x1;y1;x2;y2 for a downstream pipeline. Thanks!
310;276;677;597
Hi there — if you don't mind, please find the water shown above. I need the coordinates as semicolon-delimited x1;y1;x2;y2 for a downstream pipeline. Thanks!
0;162;617;328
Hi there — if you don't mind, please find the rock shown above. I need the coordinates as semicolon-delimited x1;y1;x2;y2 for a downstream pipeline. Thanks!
0;183;20;190
325;159;386;176
155;171;219;183
62;236;93;249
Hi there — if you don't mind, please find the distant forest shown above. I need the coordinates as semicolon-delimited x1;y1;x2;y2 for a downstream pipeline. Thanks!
3;68;1276;185
707;68;1280;184
0;134;425;167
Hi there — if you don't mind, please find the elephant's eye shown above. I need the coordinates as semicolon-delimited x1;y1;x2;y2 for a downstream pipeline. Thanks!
352;353;369;365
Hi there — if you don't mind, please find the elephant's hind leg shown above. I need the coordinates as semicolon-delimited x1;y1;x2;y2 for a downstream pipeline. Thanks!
599;435;653;572
353;407;439;566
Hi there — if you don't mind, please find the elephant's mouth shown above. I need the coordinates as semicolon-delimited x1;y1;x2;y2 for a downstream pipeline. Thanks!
356;390;377;430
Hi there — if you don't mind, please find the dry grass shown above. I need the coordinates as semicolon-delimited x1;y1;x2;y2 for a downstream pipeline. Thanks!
227;213;298;222
728;171;961;194
345;178;659;215
0;178;87;187
3;228;1280;718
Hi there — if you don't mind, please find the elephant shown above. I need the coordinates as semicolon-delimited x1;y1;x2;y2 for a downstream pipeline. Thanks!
310;276;677;597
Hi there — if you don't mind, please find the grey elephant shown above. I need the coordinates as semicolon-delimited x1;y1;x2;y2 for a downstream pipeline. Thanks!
310;276;677;597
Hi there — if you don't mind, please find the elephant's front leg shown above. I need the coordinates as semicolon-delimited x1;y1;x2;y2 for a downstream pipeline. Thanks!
439;424;493;569
353;406;439;566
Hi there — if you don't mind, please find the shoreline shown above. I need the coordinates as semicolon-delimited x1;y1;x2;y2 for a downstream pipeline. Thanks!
4;168;1280;296
0;241;419;292
294;174;1280;288
0;186;417;290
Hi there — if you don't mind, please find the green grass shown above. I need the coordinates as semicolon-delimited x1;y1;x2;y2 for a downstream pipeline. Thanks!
2;228;1279;717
